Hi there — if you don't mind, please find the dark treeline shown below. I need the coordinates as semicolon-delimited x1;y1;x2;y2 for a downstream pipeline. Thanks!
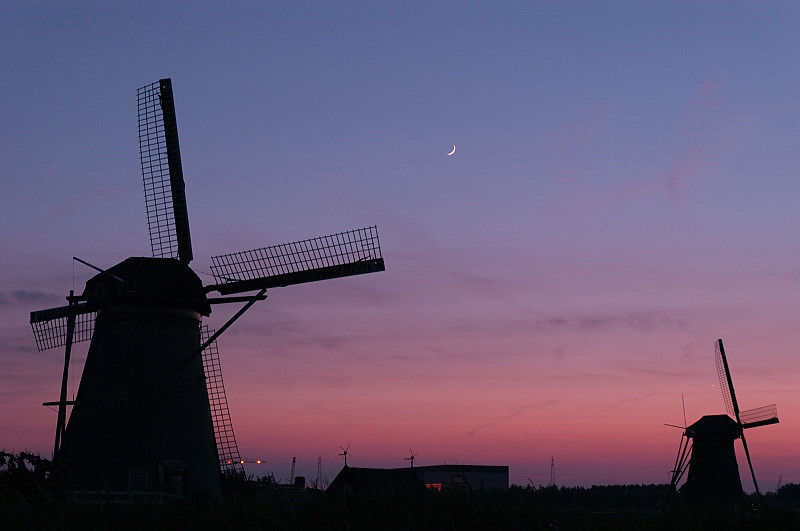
3;452;800;530
515;482;800;511
516;483;669;511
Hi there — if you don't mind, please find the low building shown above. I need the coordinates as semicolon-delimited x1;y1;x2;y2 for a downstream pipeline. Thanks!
327;464;508;497
326;466;426;497
413;464;508;492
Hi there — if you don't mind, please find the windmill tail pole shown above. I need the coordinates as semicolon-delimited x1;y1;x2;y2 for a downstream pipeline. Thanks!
73;256;126;285
54;291;78;459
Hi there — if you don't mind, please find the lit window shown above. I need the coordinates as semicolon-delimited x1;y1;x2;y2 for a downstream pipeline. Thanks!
425;482;442;491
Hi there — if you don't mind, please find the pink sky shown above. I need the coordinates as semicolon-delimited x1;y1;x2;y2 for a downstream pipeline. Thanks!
3;2;800;490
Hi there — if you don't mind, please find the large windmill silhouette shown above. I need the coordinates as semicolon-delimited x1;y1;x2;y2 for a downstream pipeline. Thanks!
669;339;778;505
29;79;384;498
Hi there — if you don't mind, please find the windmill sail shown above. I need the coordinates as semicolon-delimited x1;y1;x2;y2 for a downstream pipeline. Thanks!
207;226;384;295
714;340;779;428
200;326;244;476
739;404;779;428
30;304;96;351
714;339;739;419
713;338;779;498
138;78;193;264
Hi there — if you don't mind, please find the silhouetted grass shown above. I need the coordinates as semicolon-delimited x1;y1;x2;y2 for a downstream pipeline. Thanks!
3;453;800;530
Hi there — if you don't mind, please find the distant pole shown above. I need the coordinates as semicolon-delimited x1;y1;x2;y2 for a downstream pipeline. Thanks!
316;456;322;489
549;456;556;487
290;456;296;483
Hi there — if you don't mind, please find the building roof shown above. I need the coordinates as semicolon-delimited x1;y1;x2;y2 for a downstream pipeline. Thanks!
410;464;508;473
327;466;426;498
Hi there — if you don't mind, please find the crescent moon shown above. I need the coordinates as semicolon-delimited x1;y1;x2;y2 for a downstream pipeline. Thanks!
447;145;456;156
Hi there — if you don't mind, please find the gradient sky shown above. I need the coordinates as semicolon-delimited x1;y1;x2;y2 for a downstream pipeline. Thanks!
3;1;800;490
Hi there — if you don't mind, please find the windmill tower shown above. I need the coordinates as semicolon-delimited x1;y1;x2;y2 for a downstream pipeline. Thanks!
669;339;778;505
29;79;385;498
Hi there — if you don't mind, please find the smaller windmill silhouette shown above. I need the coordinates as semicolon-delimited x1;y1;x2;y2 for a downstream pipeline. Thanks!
669;339;779;504
339;445;351;467
404;449;418;468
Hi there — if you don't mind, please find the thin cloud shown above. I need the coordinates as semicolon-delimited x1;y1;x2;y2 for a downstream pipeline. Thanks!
391;250;510;301
47;183;136;218
665;71;726;206
554;71;757;214
11;290;61;304
613;392;659;407
638;368;701;382
38;154;64;184
526;310;690;334
468;405;536;438
216;307;363;357
546;102;620;160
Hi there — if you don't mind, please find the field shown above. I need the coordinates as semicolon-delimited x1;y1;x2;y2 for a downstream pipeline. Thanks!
3;453;800;530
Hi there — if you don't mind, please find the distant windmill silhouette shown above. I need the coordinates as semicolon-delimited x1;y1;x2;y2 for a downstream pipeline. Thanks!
669;339;778;504
339;445;351;467
404;449;418;468
28;79;385;498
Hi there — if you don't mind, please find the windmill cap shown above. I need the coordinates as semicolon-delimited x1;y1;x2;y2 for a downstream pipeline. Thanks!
686;415;742;439
82;257;211;316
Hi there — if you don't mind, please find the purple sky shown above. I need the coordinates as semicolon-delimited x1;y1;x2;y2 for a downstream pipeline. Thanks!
3;1;800;489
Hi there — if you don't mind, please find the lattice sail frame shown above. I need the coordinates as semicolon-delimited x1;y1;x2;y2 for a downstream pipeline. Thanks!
201;326;244;476
209;226;384;295
138;79;193;263
739;404;779;428
714;339;778;428
714;340;736;418
30;305;96;351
